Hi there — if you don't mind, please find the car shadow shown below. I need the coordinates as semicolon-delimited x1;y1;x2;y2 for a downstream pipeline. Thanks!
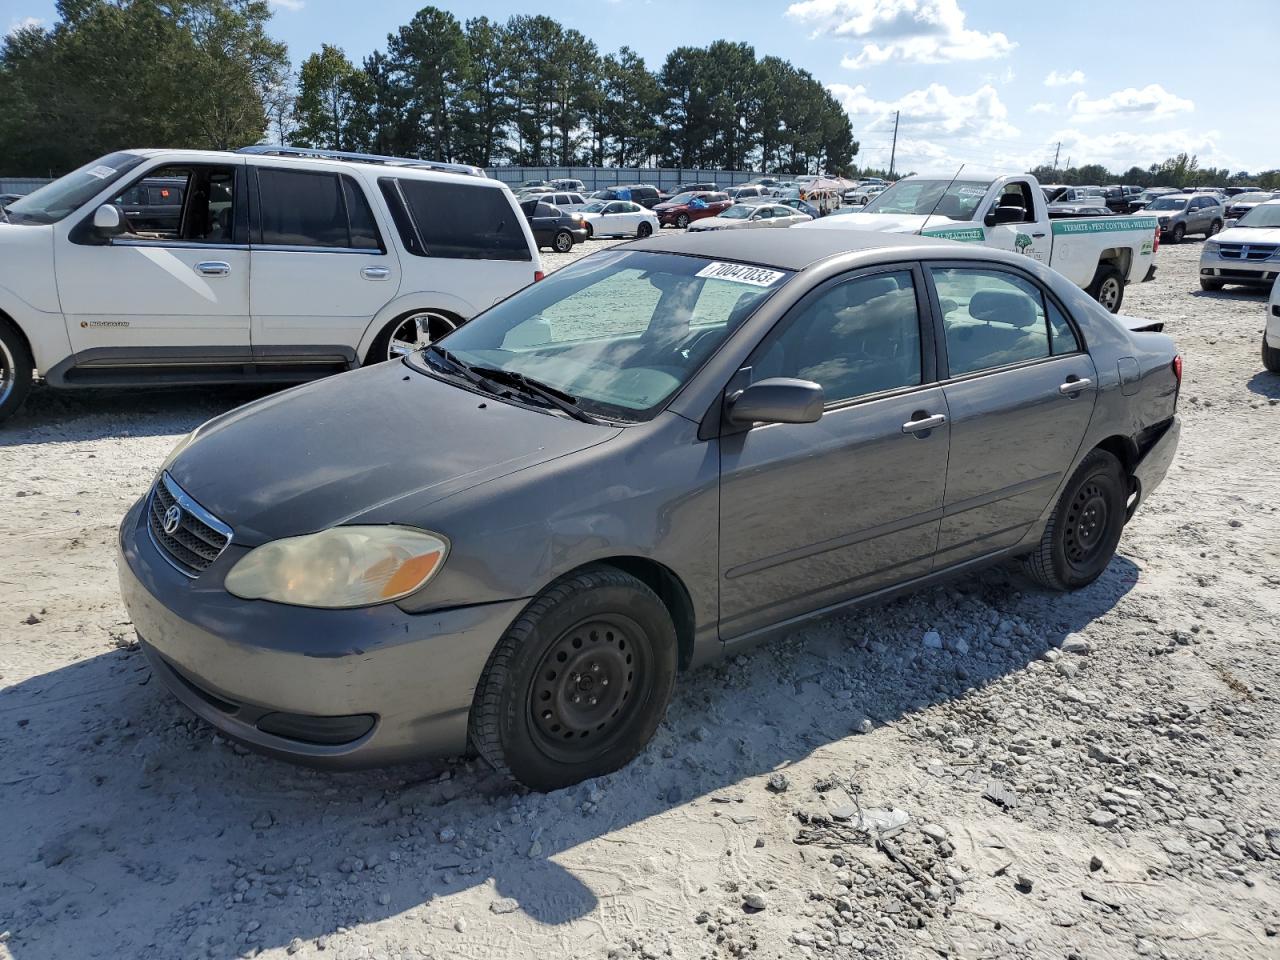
0;382;286;445
1188;286;1269;302
0;556;1139;958
1245;370;1280;399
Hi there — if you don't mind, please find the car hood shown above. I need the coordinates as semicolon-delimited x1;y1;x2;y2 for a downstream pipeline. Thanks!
168;362;619;545
653;202;687;212
797;211;965;234
1214;226;1280;244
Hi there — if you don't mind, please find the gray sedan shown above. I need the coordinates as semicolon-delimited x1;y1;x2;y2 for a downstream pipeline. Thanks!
118;230;1181;790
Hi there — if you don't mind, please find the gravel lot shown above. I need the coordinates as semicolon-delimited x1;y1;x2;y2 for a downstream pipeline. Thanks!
2;234;1278;960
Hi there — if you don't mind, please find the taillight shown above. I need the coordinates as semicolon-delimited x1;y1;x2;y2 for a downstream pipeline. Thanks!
534;270;545;282
1153;225;1160;253
1172;355;1182;386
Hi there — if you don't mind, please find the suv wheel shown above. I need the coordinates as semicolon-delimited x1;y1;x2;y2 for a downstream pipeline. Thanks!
1087;264;1125;313
368;310;460;364
469;565;678;791
1206;219;1222;238
1171;223;1186;243
0;317;34;424
1023;449;1127;591
553;230;574;253
675;213;690;229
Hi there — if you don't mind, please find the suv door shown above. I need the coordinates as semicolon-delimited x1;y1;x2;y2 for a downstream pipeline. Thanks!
717;266;949;639
249;166;397;359
59;160;251;358
925;264;1097;566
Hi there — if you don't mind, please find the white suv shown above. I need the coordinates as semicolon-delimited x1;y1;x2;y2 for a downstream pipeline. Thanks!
0;146;541;422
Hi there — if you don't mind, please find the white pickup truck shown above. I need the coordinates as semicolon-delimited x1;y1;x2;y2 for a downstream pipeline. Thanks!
801;171;1160;313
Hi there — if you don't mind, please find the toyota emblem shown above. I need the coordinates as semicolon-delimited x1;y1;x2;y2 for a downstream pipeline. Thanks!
162;504;182;535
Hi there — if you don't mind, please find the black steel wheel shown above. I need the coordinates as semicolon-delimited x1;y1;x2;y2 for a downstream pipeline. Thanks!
469;565;677;791
1023;449;1127;591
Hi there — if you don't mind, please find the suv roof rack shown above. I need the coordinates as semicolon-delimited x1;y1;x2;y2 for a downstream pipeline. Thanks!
237;145;487;179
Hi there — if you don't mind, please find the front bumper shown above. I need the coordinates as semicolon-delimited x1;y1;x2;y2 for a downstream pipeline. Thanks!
1199;252;1279;286
117;497;527;767
1131;416;1180;515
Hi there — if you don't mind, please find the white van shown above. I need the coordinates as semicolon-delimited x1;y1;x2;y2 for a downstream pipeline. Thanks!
0;146;541;422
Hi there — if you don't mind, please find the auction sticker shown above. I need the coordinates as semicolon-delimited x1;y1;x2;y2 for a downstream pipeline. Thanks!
696;262;786;286
86;165;119;179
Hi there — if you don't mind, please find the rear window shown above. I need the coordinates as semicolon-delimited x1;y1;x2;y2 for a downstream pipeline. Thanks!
381;177;530;261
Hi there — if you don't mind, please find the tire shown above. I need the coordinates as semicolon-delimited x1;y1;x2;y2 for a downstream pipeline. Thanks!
1200;278;1224;292
1171;223;1185;244
1023;449;1127;592
1263;336;1280;374
1087;264;1125;314
0;316;34;425
552;230;574;253
1206;220;1222;238
469;565;678;791
365;309;460;365
636;221;653;238
675;213;690;229
584;222;594;239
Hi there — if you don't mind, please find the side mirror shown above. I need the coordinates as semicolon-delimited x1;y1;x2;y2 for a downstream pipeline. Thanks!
727;377;824;426
985;205;1025;226
92;203;126;237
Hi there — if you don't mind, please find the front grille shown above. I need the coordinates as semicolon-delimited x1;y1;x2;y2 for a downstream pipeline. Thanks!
147;472;232;577
1218;243;1277;262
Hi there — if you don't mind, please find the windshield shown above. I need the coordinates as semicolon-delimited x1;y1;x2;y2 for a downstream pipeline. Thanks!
720;205;753;219
861;179;993;219
1234;192;1274;204
4;151;146;224
1234;204;1280;228
420;250;793;421
582;201;607;213
1147;197;1187;211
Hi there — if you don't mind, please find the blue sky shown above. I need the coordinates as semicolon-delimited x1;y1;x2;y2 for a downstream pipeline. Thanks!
5;0;1277;173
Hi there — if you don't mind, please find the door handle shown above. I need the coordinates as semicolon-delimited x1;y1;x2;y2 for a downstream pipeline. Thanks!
902;412;947;433
1032;232;1046;238
1059;377;1092;396
361;265;391;280
195;261;230;277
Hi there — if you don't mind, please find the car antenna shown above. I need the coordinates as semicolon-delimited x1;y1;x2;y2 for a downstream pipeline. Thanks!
917;163;965;235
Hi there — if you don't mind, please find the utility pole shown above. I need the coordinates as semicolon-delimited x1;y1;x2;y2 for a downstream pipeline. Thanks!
1053;141;1061;173
888;110;899;177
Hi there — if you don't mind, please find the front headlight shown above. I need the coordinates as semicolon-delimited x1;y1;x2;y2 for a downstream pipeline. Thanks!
225;526;449;608
1204;241;1220;256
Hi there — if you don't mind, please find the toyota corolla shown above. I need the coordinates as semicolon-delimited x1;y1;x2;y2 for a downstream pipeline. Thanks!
118;230;1181;791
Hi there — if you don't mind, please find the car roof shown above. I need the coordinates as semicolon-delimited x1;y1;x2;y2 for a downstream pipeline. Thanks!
625;226;955;271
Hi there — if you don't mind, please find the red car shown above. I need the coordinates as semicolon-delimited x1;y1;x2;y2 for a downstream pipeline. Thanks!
654;191;732;228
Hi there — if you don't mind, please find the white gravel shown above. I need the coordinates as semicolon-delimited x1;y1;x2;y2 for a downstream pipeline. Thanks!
2;235;1279;960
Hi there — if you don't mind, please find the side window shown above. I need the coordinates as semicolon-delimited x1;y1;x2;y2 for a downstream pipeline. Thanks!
754;207;773;219
387;178;531;261
751;270;923;405
109;165;234;242
1047;300;1081;355
534;202;557;217
930;267;1051;375
342;176;382;251
257;169;348;248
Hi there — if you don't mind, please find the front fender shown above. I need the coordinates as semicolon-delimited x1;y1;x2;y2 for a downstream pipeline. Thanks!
354;290;482;363
0;285;72;375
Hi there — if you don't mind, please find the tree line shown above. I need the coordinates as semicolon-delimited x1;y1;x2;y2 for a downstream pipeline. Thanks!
0;0;857;177
1029;152;1280;191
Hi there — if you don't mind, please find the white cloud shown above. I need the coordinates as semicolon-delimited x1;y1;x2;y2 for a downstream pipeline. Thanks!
268;0;304;11
1050;127;1234;172
1067;84;1194;123
6;16;43;35
1028;102;1054;114
787;0;1015;68
1044;69;1084;87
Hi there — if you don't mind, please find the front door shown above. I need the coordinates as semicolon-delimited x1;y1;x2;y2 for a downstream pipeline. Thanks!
984;180;1051;266
718;267;950;640
248;165;399;358
925;264;1097;567
58;160;250;356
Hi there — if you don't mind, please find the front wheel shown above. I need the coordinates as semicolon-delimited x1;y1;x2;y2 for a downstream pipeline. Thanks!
636;221;653;238
0;317;34;424
1171;223;1186;244
366;310;460;364
1087;264;1125;313
1264;335;1280;374
1023;449;1127;591
675;213;690;229
469;565;678;791
552;230;574;253
1200;278;1224;292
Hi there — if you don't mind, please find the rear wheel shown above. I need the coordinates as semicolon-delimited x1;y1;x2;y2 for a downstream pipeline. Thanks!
636;221;653;238
1171;223;1186;243
1206;219;1222;238
1263;336;1280;374
1087;264;1125;313
469;565;678;791
0;317;34;425
1023;449;1127;591
366;310;460;364
552;229;574;253
675;213;690;229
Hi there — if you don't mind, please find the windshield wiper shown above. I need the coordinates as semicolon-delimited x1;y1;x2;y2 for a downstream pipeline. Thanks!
467;365;604;424
425;343;494;390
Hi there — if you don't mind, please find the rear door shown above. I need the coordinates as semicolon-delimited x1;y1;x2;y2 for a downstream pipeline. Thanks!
924;263;1097;568
717;266;950;639
249;165;398;359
